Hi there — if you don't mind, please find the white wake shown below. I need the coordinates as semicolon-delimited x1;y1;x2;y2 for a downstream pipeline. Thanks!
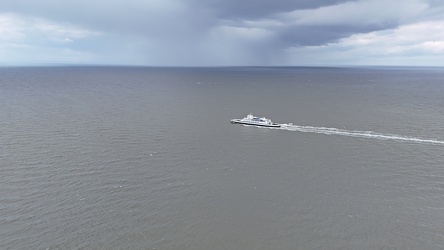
270;123;444;145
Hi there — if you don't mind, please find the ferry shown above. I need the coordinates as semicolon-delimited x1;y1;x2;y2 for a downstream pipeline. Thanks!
231;114;280;127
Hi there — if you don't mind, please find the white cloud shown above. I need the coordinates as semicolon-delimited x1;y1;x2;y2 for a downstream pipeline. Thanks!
340;21;444;54
419;41;444;52
0;13;100;43
33;19;100;40
0;13;25;42
0;13;101;64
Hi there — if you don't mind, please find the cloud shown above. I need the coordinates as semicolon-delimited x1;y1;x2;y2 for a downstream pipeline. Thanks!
340;21;444;54
0;0;212;37
285;20;444;66
0;13;25;42
0;13;100;64
201;25;279;65
192;0;349;18
281;0;427;27
1;0;444;65
0;0;223;65
237;0;431;46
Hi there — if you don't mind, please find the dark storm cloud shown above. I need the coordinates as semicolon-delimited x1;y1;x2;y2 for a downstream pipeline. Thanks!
227;0;430;46
192;0;349;18
188;0;434;48
191;0;371;46
277;22;400;47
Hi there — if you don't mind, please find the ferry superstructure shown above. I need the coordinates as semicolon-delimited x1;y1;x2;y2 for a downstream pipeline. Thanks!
231;114;280;127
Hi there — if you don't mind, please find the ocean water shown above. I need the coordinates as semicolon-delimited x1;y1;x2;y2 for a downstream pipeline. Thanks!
1;66;444;249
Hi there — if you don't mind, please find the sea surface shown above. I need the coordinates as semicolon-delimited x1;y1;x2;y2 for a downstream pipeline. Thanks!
1;66;444;249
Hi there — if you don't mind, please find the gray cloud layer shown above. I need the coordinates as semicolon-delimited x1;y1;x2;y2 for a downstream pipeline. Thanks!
1;0;444;65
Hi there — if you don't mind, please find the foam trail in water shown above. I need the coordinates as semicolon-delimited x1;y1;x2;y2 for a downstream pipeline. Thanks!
272;124;444;145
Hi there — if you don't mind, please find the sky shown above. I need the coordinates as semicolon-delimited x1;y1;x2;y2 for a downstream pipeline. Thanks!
1;0;444;66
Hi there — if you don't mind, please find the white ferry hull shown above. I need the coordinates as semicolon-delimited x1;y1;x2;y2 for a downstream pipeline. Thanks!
231;119;281;127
